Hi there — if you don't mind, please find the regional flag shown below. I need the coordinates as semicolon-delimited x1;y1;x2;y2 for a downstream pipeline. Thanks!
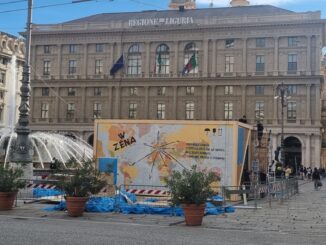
182;53;197;75
110;55;124;76
154;52;163;74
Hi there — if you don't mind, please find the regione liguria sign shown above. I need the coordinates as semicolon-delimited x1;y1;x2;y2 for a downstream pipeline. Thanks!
128;17;194;27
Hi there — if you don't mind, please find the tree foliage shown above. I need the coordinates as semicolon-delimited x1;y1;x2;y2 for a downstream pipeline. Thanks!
54;161;106;197
165;165;220;206
0;165;25;192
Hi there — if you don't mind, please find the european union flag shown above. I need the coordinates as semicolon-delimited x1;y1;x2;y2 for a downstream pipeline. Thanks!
110;55;124;76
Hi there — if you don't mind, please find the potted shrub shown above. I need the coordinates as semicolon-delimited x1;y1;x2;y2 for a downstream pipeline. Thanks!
54;160;106;217
165;165;219;226
0;165;25;211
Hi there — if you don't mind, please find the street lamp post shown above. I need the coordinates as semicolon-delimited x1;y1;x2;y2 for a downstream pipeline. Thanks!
277;82;289;167
11;0;33;163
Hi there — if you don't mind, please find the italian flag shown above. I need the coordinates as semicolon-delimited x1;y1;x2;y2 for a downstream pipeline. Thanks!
182;53;197;75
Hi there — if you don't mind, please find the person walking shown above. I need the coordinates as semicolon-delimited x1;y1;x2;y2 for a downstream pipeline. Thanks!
307;167;312;180
312;168;321;190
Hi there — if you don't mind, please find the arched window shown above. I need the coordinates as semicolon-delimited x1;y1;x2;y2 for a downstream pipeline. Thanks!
184;42;198;74
128;44;141;75
155;44;170;75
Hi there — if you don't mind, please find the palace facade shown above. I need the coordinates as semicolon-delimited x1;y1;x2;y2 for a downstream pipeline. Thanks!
29;3;326;168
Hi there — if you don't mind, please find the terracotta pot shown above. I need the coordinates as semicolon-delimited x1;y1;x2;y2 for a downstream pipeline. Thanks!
65;196;88;217
0;192;17;211
182;203;206;226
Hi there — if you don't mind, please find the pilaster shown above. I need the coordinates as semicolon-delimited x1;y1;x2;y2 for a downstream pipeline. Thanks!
145;42;150;78
57;44;62;78
210;85;216;120
173;86;178;119
211;40;217;77
83;44;88;78
203;39;209;77
201;85;208;119
306;84;311;125
114;85;121;119
305;134;311;167
273;37;279;75
242;38;247;76
144;86;149;118
241;84;246;116
306;35;311;75
174;41;179;77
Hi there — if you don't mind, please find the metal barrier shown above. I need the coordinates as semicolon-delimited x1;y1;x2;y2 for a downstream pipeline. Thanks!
117;185;171;208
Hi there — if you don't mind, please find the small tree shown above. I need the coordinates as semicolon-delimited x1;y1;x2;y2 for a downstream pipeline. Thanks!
0;165;26;192
55;161;106;197
165;165;220;206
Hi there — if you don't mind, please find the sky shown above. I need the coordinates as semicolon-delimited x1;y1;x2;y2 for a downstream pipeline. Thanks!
1;0;326;43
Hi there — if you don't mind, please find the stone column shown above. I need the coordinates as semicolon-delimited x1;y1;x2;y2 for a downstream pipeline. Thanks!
242;38;247;76
173;86;178;119
174;41;179;77
273;37;279;76
306;84;311;124
108;86;113;118
211;40;217;77
145;42;150;78
315;84;321;122
241;84;246;117
306;35;311;75
305;134;311;167
83;44;88;78
57;44;62;78
114;85;121;118
202;85;208;119
144;86;149;118
55;87;60;122
203;39;209;77
210;85;216;120
80;87;86;122
273;84;278;124
314;135;321;168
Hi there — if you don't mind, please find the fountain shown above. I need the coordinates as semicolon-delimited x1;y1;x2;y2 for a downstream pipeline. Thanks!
0;55;93;169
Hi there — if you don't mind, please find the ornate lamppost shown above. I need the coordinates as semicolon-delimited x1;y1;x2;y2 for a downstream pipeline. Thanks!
276;82;289;167
11;0;33;163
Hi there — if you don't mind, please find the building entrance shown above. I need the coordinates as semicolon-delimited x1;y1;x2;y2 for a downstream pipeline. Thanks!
284;136;302;173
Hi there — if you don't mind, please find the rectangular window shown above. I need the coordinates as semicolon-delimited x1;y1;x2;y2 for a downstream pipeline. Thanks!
288;85;297;95
157;87;166;96
256;38;265;48
67;103;75;119
94;87;102;96
255;85;264;95
185;102;195;120
68;60;77;74
69;44;77;53
287;101;297;120
224;86;233;95
41;103;49;119
93;103;102;118
186;86;195;96
225;39;235;48
44;45;50;54
288;54;297;72
288;37;298;47
256;55;265;72
0;73;5;84
95;44;104;53
224;102;233;120
129;103;137;119
225;56;234;72
157;103;166;119
43;60;51;75
95;59;103;74
130;87;138;96
42;88;49;96
68;87;76;96
255;101;264;120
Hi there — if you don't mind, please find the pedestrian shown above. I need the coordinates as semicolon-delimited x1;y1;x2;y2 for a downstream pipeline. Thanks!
312;168;321;190
307;167;312;180
303;167;307;179
299;166;304;180
285;166;292;179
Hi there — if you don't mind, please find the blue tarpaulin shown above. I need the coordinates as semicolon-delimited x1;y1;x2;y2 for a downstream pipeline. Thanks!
43;190;235;216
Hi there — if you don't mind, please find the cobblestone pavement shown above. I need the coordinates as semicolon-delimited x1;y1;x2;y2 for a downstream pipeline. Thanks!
0;179;325;242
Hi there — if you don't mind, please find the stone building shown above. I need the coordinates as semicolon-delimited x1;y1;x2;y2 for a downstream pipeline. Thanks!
0;32;25;130
29;2;326;168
